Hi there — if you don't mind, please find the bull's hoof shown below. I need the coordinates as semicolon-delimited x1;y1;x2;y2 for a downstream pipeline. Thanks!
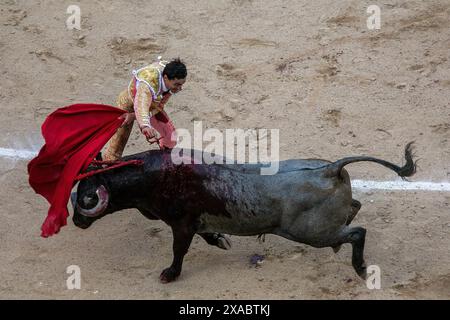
216;235;232;250
355;263;367;280
159;267;179;283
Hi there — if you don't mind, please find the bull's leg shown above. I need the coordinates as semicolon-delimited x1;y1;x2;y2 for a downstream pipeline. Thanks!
160;223;196;283
332;199;362;253
198;233;232;250
138;208;159;220
347;199;362;225
339;226;367;279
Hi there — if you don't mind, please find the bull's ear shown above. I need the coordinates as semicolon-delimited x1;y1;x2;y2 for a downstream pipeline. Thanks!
78;185;109;217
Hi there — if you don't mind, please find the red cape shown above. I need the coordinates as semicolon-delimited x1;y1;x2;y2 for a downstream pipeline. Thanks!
28;103;125;237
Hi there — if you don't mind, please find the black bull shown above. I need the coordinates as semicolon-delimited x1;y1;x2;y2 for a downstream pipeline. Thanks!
72;143;416;283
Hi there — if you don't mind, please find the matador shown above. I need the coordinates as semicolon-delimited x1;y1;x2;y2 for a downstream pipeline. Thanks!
103;57;187;161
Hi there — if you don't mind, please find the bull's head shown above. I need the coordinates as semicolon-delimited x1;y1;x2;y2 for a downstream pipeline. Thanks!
72;179;111;229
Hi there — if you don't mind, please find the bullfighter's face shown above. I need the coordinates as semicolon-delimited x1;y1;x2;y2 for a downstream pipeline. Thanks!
163;75;186;93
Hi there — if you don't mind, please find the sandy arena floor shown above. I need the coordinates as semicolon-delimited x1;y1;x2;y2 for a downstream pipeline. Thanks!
0;0;449;299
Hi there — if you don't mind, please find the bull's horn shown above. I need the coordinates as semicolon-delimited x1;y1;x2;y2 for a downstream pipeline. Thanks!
77;185;109;217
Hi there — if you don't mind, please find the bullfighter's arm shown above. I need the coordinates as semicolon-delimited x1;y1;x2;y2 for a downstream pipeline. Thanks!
133;82;153;129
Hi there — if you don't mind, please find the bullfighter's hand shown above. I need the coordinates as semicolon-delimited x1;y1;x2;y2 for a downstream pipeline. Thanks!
141;126;160;142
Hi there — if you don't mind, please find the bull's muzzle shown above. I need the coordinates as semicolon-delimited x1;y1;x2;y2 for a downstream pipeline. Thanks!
77;185;109;217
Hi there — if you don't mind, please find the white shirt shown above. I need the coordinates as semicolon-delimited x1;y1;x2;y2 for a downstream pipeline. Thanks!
160;74;169;93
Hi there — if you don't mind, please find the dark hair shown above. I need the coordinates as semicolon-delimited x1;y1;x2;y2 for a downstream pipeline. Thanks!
162;58;187;80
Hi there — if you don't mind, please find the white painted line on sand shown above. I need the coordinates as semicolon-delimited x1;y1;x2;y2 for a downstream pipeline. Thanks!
0;147;37;160
351;179;450;191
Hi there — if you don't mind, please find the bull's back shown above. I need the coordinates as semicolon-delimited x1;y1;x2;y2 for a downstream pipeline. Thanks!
195;159;341;236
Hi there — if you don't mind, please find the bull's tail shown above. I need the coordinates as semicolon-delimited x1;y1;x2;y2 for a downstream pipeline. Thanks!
324;142;417;179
